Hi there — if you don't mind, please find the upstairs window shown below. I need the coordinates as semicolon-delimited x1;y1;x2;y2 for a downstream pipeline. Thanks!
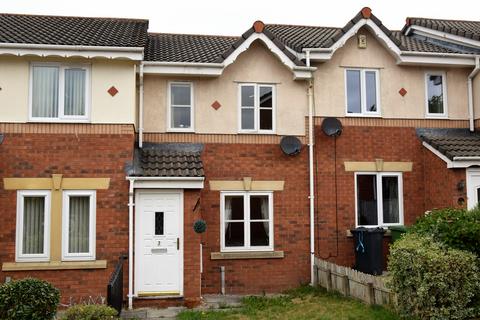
30;63;90;121
346;69;380;116
168;82;194;131
239;84;275;133
355;172;404;227
425;72;447;117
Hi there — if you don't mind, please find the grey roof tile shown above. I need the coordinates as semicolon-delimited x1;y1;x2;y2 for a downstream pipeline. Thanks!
0;13;148;47
418;128;480;160
132;144;204;177
391;31;471;54
404;17;480;41
145;33;238;63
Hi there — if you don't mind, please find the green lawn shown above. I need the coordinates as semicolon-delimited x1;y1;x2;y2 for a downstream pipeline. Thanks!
177;286;400;320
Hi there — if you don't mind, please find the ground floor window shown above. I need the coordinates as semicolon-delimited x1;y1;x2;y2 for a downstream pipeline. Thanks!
355;172;404;227
62;190;96;261
16;190;51;261
221;192;273;251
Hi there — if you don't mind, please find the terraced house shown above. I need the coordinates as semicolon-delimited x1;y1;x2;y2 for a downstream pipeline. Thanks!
1;7;480;310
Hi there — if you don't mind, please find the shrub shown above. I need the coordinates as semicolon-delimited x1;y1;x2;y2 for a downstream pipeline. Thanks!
0;278;60;320
409;207;480;255
388;233;480;320
60;304;118;320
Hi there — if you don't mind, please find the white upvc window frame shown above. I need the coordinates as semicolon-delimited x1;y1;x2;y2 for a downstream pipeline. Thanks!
238;83;276;134
354;172;404;228
344;68;381;117
425;71;448;118
28;62;91;123
61;190;96;261
220;191;274;252
16;190;51;262
167;81;195;132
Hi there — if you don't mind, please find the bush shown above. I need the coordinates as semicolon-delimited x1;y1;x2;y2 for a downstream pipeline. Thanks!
60;304;118;320
409;207;480;255
388;233;480;320
0;278;60;320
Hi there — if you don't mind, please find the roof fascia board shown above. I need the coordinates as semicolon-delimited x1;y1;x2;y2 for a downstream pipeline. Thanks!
0;43;144;60
422;141;480;168
398;53;476;66
142;63;223;76
128;176;204;189
408;25;480;49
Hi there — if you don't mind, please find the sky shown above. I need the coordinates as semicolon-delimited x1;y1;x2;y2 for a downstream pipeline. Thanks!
2;0;480;36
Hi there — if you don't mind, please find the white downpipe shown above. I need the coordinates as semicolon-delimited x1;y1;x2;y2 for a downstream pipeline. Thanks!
127;178;135;309
306;50;315;285
468;56;480;132
139;62;144;148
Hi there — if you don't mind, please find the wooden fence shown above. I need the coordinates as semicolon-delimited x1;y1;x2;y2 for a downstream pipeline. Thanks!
314;258;395;306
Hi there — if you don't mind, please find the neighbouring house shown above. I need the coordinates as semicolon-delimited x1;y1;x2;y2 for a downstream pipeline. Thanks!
1;7;480;310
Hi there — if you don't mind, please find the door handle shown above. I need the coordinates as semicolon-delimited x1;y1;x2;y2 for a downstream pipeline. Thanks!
177;238;179;250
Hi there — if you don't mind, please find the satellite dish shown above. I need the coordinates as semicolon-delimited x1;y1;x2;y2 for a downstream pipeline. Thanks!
280;136;302;156
321;117;343;137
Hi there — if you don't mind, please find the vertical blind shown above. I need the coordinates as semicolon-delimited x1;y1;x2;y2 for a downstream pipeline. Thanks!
32;66;59;118
68;196;90;253
64;68;86;116
22;196;45;254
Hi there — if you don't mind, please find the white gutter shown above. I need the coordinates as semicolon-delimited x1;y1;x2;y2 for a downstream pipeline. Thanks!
128;176;205;181
142;61;224;68
468;56;480;132
138;62;144;148
0;42;144;52
453;156;480;161
127;178;135;310
306;50;315;285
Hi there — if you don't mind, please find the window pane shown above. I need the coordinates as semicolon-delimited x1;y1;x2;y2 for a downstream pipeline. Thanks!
225;222;244;247
22;197;45;254
155;212;164;235
225;196;244;220
241;108;255;130
346;70;361;114
32;66;59;118
365;71;377;112
259;109;272;130
68;196;90;254
357;175;378;226
172;106;191;128
64;68;86;116
241;86;254;107
250;196;269;220
250;222;269;246
382;176;399;224
427;75;444;114
259;86;273;108
171;84;191;106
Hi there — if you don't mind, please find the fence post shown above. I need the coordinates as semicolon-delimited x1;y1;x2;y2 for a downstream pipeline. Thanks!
342;275;350;297
326;269;332;292
366;282;375;305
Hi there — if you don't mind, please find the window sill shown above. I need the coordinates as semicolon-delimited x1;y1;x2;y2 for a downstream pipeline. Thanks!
28;119;91;124
211;251;284;260
238;131;276;135
344;114;382;118
346;229;392;237
2;260;107;271
425;115;448;119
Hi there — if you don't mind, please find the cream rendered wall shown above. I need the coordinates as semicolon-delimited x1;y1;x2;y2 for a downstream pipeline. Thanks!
314;28;471;120
474;76;480;120
0;56;136;124
143;41;308;136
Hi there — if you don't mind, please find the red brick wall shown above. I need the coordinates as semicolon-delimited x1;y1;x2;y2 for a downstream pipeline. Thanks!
200;143;310;295
0;131;134;305
424;148;466;210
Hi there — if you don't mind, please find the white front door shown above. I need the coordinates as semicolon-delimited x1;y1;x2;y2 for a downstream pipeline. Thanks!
467;169;480;209
135;191;183;296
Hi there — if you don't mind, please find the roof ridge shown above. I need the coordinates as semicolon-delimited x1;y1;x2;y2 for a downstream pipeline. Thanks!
266;23;340;30
0;12;149;23
148;32;239;39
